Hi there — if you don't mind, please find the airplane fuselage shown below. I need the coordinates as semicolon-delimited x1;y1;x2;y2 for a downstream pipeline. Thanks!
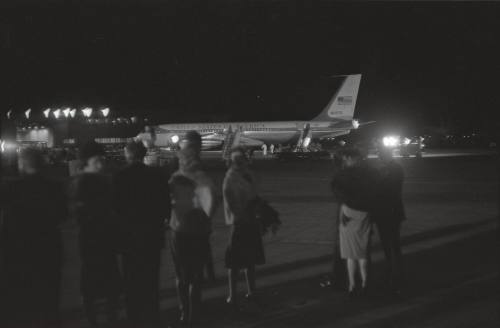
135;74;362;151
145;119;355;150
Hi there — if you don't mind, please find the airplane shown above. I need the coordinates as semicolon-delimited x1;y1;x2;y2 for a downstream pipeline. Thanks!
136;74;363;151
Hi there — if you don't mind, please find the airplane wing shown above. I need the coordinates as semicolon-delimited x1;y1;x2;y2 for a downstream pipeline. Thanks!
237;136;264;148
200;133;263;149
318;130;352;139
358;120;376;126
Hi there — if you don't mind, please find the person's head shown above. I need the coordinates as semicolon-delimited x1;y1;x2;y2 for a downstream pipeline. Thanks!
340;147;363;168
124;141;147;163
80;141;106;173
169;175;196;207
228;147;249;169
18;147;45;175
180;130;202;152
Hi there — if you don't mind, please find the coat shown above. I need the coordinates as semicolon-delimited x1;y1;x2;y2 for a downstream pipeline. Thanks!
69;172;122;298
0;173;67;320
70;172;116;255
331;162;379;212
1;174;66;263
170;148;217;233
371;160;406;224
223;167;257;225
171;148;217;218
113;162;170;251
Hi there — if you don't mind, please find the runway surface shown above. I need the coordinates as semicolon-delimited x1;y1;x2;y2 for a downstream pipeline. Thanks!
155;147;496;160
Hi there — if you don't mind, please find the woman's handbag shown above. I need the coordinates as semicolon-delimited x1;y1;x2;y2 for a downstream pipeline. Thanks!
253;197;281;235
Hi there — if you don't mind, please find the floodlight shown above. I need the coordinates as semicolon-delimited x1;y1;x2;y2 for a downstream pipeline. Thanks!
25;109;31;119
63;108;71;118
82;107;93;117
70;109;76;118
101;108;110;117
53;109;61;119
44;109;51;118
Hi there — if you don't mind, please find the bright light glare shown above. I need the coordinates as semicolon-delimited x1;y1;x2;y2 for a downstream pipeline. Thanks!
303;136;311;148
352;119;360;129
403;137;411;145
382;136;399;147
44;109;51;118
1;141;16;153
171;135;180;143
70;109;77;118
82;108;93;117
101;108;110;117
25;109;31;119
53;109;61;119
63;108;71;118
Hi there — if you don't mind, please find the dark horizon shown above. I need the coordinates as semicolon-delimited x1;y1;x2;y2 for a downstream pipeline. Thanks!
2;1;500;133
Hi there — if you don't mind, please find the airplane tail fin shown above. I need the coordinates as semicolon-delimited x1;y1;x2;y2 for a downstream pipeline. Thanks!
312;74;361;121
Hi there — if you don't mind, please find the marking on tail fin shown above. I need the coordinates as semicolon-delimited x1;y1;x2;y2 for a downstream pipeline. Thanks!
313;74;361;121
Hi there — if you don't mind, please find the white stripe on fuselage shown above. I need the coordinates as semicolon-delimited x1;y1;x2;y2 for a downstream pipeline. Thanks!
155;120;351;145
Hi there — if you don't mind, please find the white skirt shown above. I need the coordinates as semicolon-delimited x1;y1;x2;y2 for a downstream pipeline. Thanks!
339;204;372;260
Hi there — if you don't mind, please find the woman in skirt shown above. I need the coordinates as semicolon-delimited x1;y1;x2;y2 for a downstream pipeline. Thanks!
332;148;378;296
223;147;265;307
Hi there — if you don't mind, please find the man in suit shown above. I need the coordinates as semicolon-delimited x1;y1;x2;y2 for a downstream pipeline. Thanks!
372;148;406;295
322;150;346;290
113;141;170;327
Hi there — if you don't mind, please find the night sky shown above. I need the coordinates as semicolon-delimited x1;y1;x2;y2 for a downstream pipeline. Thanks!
2;1;500;134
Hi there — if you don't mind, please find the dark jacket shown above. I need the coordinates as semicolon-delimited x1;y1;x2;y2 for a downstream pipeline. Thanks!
372;160;406;224
331;162;379;212
0;173;67;326
1;173;67;266
69;172;122;298
70;172;116;255
113;162;170;251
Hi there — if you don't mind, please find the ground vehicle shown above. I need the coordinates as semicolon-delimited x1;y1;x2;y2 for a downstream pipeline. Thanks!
399;136;424;158
379;135;424;158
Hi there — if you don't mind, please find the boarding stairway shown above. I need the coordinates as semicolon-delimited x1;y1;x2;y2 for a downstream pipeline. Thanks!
294;123;311;151
222;126;242;160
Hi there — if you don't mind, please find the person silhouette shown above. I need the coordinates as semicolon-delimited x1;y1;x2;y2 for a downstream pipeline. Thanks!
113;141;170;327
1;148;67;327
69;141;122;326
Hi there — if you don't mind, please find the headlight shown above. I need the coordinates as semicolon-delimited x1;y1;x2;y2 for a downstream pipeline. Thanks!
171;135;180;144
382;136;399;147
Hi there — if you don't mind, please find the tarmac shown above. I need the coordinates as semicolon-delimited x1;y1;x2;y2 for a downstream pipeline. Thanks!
52;151;498;327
